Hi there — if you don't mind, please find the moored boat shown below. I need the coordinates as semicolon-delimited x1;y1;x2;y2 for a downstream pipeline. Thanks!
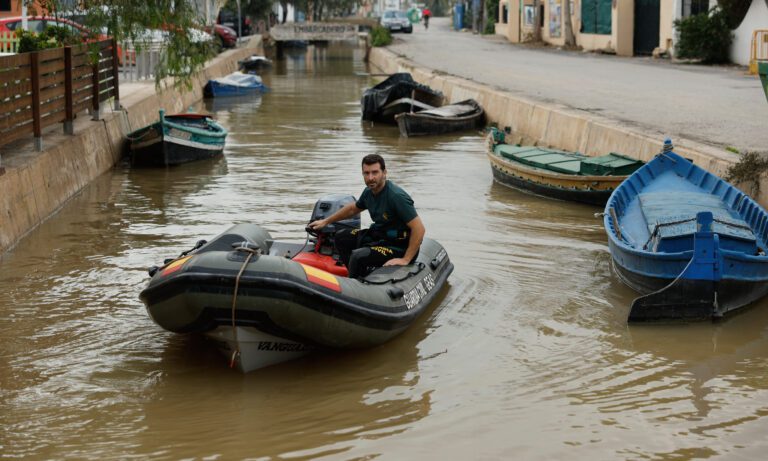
759;60;767;103
604;139;768;322
238;55;273;73
486;128;644;206
139;195;454;372
204;71;267;98
361;73;443;124
395;99;485;137
127;110;227;167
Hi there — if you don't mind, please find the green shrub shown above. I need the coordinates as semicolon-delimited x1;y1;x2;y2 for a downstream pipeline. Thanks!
17;25;81;53
370;25;392;47
674;6;733;64
484;0;499;34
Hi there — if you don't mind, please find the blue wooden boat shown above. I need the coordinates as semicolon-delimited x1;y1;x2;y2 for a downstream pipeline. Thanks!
128;110;227;167
604;139;768;322
203;71;267;98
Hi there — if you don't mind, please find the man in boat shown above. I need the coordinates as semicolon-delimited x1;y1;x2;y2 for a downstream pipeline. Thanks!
308;154;425;278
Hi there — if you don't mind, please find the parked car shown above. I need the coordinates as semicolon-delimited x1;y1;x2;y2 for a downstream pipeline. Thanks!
381;10;413;34
0;15;95;36
206;23;237;49
217;9;251;37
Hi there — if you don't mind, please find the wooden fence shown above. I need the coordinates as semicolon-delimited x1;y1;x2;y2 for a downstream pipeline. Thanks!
0;39;119;152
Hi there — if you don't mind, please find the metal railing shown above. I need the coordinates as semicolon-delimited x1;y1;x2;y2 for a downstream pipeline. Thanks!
0;39;119;152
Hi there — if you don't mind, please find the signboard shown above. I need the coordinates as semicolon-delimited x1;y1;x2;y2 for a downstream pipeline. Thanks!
270;23;359;41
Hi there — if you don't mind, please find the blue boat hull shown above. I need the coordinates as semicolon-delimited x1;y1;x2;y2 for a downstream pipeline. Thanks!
604;146;768;321
203;80;266;98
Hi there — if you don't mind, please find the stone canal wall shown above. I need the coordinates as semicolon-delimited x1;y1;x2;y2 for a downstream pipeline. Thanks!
0;37;263;255
367;47;762;203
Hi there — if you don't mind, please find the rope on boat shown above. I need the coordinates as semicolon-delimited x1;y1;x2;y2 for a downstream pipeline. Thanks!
229;244;260;369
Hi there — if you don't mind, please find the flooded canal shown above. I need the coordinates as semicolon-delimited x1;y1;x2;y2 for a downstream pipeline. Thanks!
2;44;768;460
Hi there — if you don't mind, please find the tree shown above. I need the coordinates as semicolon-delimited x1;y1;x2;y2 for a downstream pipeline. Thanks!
39;0;219;89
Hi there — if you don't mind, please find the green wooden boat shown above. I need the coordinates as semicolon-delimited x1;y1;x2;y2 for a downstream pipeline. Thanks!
759;61;768;103
128;110;228;167
487;128;644;206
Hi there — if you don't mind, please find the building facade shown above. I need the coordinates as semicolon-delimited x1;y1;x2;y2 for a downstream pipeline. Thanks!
494;0;718;57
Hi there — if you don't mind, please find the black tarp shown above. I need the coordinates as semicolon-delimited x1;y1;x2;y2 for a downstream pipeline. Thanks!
361;73;442;122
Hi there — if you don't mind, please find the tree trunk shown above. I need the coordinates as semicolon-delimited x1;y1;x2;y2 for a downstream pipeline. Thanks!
563;0;576;46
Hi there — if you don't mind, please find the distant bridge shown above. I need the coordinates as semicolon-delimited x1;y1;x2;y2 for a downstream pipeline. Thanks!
269;23;361;42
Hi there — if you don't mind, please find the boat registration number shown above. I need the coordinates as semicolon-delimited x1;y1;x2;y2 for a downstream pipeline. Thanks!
404;273;436;310
169;128;192;140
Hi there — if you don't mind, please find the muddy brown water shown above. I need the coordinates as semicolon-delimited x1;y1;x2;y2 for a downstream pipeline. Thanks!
2;44;768;460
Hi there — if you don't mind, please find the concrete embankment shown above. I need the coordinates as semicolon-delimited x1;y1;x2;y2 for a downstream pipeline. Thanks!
0;38;263;255
368;46;761;203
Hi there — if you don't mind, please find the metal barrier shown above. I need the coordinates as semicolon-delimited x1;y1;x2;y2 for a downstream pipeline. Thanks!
749;29;768;75
0;39;119;152
118;42;165;82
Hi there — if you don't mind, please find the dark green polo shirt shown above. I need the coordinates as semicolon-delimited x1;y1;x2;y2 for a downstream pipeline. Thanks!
356;181;418;237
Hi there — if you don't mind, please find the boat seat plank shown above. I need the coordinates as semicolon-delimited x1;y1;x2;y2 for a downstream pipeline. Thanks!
418;104;475;117
639;192;756;243
382;97;435;111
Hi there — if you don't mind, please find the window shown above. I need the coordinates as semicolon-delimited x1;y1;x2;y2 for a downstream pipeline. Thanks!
682;0;710;17
0;0;10;12
581;0;612;35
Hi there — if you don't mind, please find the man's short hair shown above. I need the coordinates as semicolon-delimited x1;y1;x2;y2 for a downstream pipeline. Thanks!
362;154;386;171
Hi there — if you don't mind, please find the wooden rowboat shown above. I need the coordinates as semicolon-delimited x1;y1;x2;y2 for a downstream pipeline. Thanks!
605;140;768;322
486;128;644;206
395;99;485;137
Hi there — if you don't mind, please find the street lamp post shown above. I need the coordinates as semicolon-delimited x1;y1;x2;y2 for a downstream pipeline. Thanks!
236;0;242;43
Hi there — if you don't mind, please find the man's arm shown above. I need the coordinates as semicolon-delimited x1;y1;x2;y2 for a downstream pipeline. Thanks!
384;216;425;266
308;202;362;230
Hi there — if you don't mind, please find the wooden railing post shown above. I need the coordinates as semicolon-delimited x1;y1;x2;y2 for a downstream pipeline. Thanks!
64;46;74;135
111;39;120;110
30;51;42;151
91;50;100;121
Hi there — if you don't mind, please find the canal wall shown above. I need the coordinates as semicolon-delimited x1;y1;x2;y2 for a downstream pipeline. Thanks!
367;47;763;204
0;37;263;255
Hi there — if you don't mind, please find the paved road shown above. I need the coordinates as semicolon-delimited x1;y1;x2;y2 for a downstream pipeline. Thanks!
388;18;767;154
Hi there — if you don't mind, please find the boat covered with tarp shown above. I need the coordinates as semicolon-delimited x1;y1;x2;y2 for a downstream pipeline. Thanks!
361;73;443;123
139;195;454;372
238;55;273;73
486;128;644;206
127;110;227;167
395;99;485;137
204;71;267;97
604;140;768;322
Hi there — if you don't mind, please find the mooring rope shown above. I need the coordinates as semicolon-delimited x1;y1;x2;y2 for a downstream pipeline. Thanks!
229;245;260;369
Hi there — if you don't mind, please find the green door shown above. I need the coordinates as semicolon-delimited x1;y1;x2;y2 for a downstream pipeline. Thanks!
634;0;660;55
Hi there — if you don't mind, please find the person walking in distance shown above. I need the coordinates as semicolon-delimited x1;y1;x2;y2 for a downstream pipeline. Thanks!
308;154;425;279
422;6;431;29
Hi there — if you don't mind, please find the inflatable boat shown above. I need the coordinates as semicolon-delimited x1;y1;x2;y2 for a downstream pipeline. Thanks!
139;195;454;372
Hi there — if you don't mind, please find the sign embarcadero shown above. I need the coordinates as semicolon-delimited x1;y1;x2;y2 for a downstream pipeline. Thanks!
270;23;359;41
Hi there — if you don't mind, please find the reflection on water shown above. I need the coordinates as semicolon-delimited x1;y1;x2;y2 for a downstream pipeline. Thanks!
2;43;768;460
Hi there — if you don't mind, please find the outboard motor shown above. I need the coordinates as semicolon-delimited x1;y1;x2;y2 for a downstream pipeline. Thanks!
309;194;361;235
306;194;360;261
